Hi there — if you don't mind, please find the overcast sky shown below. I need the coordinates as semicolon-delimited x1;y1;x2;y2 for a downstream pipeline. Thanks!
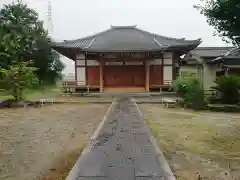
1;0;233;74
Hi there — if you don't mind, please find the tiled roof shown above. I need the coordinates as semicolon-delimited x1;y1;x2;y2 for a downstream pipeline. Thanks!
183;46;235;64
213;47;240;60
212;47;240;65
52;26;201;52
181;58;201;65
223;65;240;68
187;46;233;58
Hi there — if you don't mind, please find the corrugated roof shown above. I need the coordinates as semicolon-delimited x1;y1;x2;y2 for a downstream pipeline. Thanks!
52;26;201;52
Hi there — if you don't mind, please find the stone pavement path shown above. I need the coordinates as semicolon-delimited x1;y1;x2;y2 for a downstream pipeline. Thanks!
71;98;170;180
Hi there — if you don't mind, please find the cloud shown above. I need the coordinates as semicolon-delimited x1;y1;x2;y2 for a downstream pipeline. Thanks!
0;0;232;74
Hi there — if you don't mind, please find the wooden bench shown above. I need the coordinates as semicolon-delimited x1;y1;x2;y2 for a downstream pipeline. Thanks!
161;98;177;108
40;99;54;106
62;81;90;94
207;104;240;112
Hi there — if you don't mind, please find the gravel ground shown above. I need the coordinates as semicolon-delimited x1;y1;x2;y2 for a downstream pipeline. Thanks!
0;104;110;180
139;104;240;180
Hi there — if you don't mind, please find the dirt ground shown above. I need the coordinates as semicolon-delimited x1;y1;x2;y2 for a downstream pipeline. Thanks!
139;104;240;180
0;103;110;180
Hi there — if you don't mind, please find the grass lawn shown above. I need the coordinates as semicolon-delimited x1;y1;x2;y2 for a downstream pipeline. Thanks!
139;104;240;180
0;85;61;101
0;103;110;180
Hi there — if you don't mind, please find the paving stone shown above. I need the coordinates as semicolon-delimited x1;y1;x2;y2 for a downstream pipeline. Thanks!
106;166;135;180
76;177;106;180
135;176;166;180
73;98;168;179
74;146;109;177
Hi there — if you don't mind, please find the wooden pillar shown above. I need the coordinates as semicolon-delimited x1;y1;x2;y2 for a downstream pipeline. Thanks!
74;59;77;81
100;60;104;92
145;60;150;92
225;67;229;76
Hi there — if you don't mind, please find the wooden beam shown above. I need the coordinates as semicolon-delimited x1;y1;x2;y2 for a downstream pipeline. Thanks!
74;58;77;81
145;60;150;92
100;60;104;92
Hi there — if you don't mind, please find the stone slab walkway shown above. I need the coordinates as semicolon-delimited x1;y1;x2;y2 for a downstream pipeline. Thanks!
69;98;173;180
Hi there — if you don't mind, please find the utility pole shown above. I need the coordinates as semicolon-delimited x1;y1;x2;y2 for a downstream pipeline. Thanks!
47;0;53;37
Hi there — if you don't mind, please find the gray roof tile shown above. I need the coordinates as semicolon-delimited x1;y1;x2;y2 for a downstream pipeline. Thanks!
184;46;240;64
187;46;233;58
181;57;201;65
52;26;201;52
220;47;240;57
212;47;240;64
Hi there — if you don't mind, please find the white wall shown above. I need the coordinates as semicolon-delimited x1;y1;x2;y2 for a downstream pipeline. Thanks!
163;52;173;65
203;63;217;90
163;52;173;84
63;73;75;81
76;67;86;84
76;53;86;85
163;66;173;83
60;55;75;75
179;66;200;77
180;64;217;90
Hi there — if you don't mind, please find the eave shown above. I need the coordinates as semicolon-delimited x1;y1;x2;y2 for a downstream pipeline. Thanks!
52;40;201;60
51;26;202;59
52;46;82;60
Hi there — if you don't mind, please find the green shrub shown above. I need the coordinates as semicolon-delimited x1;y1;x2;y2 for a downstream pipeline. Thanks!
211;76;240;104
173;76;205;110
0;61;38;101
172;77;190;97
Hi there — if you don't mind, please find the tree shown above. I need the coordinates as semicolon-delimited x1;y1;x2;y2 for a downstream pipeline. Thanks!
0;61;38;101
0;1;65;84
194;0;240;46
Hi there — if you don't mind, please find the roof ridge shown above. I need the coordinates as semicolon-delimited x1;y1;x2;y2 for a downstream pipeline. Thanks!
84;38;96;49
134;27;200;42
62;26;200;46
134;27;180;40
63;28;113;44
212;47;240;62
219;47;240;56
110;25;137;29
153;36;164;47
